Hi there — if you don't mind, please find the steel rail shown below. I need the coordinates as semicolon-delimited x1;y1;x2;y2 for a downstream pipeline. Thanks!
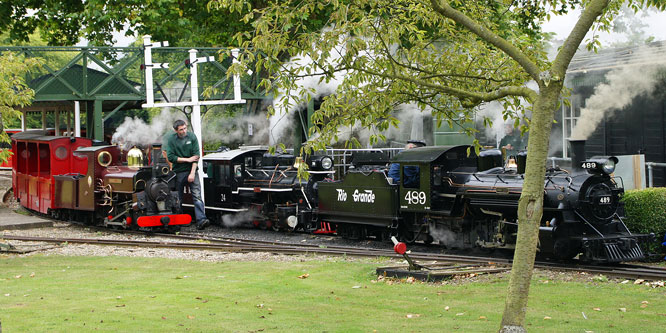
3;234;665;280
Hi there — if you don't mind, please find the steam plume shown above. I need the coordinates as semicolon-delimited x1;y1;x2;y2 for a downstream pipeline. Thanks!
111;108;183;149
203;112;270;146
570;48;666;140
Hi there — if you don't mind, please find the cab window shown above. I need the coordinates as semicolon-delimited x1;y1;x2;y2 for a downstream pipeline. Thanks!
402;165;420;188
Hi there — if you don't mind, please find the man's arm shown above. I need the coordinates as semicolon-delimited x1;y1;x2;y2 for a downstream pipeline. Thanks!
179;156;199;163
188;162;198;183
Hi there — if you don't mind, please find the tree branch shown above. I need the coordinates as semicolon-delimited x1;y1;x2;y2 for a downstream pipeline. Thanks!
429;0;542;83
354;65;537;105
551;0;610;77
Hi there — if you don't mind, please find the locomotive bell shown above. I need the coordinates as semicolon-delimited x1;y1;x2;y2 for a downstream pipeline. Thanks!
127;146;144;167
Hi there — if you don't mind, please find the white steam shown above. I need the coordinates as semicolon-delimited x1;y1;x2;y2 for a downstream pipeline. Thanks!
203;112;270;146
475;101;508;147
429;225;463;248
269;45;346;145
111;81;189;149
321;103;430;147
111;108;184;149
220;210;262;228
269;29;429;148
570;49;666;140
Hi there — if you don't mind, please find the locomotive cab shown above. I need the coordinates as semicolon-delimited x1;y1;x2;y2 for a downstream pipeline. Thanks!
392;145;477;214
202;146;267;210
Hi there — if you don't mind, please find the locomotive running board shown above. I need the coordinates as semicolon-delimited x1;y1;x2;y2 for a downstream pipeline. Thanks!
376;263;510;282
182;203;248;213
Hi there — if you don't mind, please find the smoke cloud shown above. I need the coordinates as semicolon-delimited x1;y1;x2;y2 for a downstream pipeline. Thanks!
319;103;430;148
429;225;463;248
269;30;432;148
220;210;261;228
111;108;183;149
203;112;271;147
269;46;345;145
111;81;189;149
475;101;508;146
570;48;666;140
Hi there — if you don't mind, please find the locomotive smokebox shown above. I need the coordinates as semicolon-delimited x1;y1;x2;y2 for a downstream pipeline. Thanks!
568;139;586;173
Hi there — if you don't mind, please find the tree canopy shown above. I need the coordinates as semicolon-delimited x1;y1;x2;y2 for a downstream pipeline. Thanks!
0;52;40;161
0;0;336;47
212;0;665;331
218;0;566;150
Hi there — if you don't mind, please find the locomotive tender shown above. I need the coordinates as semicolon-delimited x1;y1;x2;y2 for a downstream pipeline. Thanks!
12;132;191;230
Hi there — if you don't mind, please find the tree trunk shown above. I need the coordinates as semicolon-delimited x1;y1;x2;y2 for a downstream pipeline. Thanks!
499;83;563;332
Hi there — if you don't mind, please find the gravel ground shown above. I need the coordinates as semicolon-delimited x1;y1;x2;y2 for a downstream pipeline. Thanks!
0;217;397;264
2;207;665;287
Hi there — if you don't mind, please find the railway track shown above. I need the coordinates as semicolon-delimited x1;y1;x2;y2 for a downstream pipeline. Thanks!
3;232;666;281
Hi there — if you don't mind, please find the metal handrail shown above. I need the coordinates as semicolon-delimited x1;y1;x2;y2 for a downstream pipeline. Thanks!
325;148;403;180
646;162;666;188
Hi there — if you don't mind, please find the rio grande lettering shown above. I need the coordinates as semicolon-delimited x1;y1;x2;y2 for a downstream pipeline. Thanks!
336;189;375;203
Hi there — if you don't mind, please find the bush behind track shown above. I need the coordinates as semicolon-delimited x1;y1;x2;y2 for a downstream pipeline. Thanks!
622;187;666;257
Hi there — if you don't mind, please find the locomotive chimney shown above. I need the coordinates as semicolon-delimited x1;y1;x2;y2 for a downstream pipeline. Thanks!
151;143;162;178
568;139;586;173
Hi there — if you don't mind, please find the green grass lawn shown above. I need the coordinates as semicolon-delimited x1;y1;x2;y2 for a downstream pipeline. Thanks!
1;255;665;332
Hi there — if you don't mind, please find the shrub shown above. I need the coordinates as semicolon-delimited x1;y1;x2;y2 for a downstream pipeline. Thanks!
621;187;666;258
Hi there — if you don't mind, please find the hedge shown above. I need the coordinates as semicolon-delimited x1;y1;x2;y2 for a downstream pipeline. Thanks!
621;187;666;257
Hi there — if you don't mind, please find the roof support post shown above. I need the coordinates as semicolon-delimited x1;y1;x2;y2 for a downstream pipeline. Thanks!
66;107;71;136
94;99;103;141
74;101;81;137
55;109;60;136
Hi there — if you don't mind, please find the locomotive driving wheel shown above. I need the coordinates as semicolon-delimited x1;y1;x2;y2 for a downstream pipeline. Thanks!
553;238;581;261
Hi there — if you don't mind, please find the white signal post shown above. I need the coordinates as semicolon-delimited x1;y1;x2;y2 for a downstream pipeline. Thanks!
141;36;246;205
142;35;169;106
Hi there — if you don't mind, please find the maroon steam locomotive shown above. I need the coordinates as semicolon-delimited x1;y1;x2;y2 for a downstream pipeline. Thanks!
11;131;191;230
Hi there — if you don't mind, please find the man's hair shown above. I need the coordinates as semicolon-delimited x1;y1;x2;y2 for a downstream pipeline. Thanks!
173;119;187;130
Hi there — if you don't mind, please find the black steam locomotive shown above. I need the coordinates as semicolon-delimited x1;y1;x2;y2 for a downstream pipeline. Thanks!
200;141;650;263
200;146;333;230
315;141;650;263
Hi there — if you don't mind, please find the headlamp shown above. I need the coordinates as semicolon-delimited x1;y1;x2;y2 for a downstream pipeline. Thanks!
581;156;619;175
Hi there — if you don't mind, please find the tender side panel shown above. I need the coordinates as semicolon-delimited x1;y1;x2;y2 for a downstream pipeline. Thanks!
317;171;398;226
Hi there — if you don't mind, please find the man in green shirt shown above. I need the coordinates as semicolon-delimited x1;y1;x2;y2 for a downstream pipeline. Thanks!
164;119;210;230
500;123;527;159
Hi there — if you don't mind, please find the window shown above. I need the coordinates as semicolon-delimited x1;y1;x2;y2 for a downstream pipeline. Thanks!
403;165;420;188
214;164;230;186
561;95;582;158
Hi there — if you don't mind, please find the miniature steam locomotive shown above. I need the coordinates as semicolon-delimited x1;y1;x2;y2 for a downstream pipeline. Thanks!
199;146;334;230
11;132;191;231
